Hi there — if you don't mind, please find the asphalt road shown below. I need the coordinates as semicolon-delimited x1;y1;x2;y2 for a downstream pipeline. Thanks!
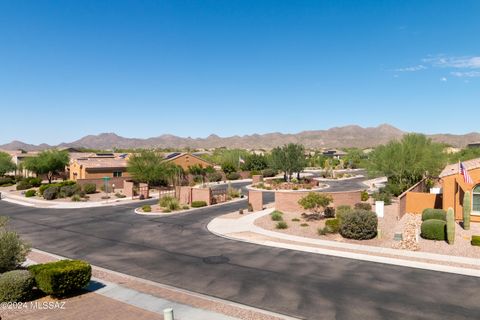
1;184;480;319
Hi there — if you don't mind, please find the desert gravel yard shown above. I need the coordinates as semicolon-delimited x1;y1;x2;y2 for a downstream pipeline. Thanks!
254;200;480;259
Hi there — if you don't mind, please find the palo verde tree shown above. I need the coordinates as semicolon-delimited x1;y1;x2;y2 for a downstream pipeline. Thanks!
127;150;183;186
367;134;446;195
0;151;16;176
23;150;69;183
271;143;307;181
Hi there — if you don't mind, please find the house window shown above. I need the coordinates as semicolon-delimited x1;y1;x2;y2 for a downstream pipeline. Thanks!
113;171;122;178
473;185;480;213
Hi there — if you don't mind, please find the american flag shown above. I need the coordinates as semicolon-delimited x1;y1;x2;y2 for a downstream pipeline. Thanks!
460;162;474;184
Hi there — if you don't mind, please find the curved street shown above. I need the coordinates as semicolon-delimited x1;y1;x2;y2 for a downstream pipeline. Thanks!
1;183;480;319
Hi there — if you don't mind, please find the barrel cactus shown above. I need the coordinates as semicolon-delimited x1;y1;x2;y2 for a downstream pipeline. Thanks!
446;207;455;245
463;191;471;230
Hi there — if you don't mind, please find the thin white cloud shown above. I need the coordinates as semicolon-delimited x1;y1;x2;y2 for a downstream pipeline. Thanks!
423;55;480;69
393;64;427;72
450;71;480;78
440;77;448;82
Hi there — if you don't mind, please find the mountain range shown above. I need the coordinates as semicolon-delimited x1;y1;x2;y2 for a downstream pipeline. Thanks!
1;124;479;151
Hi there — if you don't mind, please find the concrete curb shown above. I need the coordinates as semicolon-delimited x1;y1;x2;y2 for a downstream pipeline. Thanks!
207;209;480;278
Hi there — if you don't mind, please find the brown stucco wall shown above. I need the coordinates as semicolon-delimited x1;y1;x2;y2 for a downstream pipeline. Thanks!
248;190;264;211
275;190;362;213
442;168;480;222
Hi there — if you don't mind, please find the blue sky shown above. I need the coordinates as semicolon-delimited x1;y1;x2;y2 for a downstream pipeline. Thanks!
0;1;479;145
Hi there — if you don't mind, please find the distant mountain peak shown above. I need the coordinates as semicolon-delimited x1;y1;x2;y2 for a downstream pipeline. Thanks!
1;124;479;151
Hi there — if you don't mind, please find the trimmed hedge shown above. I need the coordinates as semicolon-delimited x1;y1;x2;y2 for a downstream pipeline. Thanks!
191;200;207;208
471;235;480;246
340;210;378;240
28;260;91;296
422;209;447;222
420;219;446;240
0;270;35;302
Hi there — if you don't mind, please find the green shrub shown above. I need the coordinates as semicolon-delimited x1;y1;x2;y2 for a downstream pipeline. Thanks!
324;206;335;218
0;177;14;186
182;205;190;210
226;172;241;180
298;192;333;213
191;200;207;208
325;218;340;233
340;210;378;240
115;192;126;198
162;208;172;213
0;270;35;302
24;190;36;197
142;205;151;212
471;235;480;246
261;168;276;177
276;221;288;229
43;186;59;200
25;177;42;187
159;196;180;210
227;186;241;198
271;211;283;221
83;183;97;194
420;219;446;241
372;189;392;205
38;184;50;195
71;194;81;202
463;192;471;230
336;205;352;222
0;229;30;273
354;203;372;211
28;260;91;297
318;228;327;235
207;171;222;182
59;185;80;197
446;207;455;245
300;223;309;227
291;218;300;222
422;209;446;221
16;180;32;191
361;190;369;202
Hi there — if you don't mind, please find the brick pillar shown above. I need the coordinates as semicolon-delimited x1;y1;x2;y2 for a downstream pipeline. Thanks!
248;189;264;211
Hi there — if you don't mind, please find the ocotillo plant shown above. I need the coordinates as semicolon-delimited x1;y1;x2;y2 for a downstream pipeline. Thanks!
463;191;471;230
446;207;455;245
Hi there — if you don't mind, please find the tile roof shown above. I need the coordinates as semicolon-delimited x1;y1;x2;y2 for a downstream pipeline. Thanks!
76;157;128;170
439;157;480;178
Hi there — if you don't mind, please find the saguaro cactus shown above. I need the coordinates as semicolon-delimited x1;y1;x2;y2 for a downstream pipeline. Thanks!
446;207;455;245
463;191;471;230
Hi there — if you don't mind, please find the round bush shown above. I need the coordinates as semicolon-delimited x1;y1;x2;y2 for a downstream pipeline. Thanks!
83;183;97;194
142;205;151;212
354;202;372;211
325;218;340;233
191;200;207;208
0;270;35;302
422;209;446;221
60;185;80;197
276;221;288;229
43;186;59;200
324;207;335;218
226;172;241;180
207;171;223;182
420;219;446;240
340;210;378;240
16;180;32;191
270;211;283;221
24;190;36;197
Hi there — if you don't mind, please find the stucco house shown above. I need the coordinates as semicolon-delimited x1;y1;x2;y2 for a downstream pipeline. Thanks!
400;158;480;222
163;152;213;171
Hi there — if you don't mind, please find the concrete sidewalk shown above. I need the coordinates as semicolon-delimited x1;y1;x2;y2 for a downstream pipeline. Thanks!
208;208;480;278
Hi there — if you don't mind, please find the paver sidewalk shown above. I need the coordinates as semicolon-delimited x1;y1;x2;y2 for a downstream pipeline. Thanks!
208;208;480;277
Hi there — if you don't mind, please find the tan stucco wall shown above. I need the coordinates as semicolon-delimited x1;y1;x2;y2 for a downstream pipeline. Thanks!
405;192;442;214
248;190;264;211
191;187;212;205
